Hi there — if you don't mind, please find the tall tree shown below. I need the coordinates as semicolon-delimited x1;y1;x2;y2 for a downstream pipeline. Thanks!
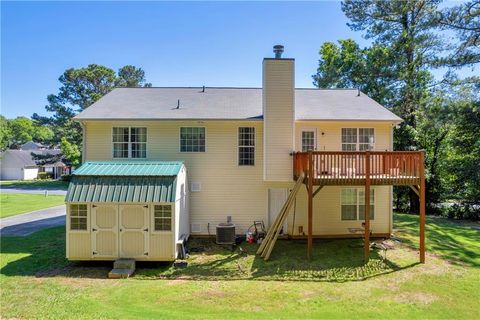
4;117;54;148
116;65;152;87
442;85;480;219
0;116;12;150
312;39;397;106
340;0;444;212
33;64;151;153
437;0;480;67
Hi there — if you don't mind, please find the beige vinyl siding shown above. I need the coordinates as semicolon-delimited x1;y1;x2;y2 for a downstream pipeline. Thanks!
263;59;295;181
85;120;267;234
84;119;394;236
289;186;391;235
295;121;393;152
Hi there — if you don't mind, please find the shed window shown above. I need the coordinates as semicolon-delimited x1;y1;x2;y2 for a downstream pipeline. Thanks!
113;127;147;158
154;205;172;231
341;128;374;151
70;204;87;230
341;188;375;221
238;127;255;166
180;127;205;152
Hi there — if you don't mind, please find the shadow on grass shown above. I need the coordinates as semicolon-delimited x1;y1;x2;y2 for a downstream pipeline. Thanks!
135;237;418;282
394;213;480;267
1;226;418;282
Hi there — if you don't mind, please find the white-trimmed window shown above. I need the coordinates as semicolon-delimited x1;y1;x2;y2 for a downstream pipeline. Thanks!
70;204;87;230
180;127;206;152
238;127;255;166
341;188;375;221
154;205;172;231
113;127;147;158
301;129;316;152
341;128;374;151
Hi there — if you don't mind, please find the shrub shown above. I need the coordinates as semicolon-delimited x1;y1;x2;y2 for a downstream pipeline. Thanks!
37;172;49;180
444;203;480;221
61;174;72;182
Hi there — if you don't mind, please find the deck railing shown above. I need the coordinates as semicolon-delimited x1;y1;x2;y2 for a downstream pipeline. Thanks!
293;151;423;185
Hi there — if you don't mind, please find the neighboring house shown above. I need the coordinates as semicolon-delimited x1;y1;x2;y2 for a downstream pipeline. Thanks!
65;46;426;263
21;141;46;151
0;142;70;180
0;150;39;180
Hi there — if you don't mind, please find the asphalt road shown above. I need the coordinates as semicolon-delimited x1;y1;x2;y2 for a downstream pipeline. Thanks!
0;188;67;196
0;205;66;236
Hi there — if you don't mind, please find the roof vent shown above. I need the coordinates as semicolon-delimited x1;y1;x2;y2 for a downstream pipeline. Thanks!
273;45;284;59
176;99;180;109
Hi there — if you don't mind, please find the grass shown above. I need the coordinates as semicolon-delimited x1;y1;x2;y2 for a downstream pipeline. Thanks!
0;193;65;218
394;213;480;267
0;179;69;190
0;214;479;319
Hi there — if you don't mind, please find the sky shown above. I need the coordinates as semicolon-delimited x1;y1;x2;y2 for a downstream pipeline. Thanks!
0;1;472;119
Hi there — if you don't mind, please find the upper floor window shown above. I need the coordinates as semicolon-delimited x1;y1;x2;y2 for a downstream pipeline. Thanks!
180;127;205;152
238;127;255;166
341;128;374;151
341;188;375;221
301;129;316;152
113;127;147;158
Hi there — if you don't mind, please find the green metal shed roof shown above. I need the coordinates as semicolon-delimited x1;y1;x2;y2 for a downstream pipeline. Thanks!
66;176;177;203
73;161;183;176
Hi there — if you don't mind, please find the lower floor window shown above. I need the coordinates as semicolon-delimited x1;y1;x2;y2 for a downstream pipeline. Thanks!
154;205;172;231
70;204;87;230
341;188;375;221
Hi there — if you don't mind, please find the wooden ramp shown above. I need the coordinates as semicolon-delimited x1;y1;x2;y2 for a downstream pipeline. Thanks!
257;172;304;261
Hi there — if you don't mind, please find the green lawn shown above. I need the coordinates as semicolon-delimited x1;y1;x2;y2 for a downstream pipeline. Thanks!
0;179;69;190
0;214;478;319
0;193;65;218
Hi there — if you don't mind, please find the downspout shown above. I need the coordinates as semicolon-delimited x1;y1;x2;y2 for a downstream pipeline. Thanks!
79;121;86;164
389;122;395;235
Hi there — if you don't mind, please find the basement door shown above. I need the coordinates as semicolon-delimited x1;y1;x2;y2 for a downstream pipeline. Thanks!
91;204;149;259
268;188;289;235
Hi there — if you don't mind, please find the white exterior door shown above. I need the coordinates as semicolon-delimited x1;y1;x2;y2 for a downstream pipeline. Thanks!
268;188;289;234
91;204;119;259
119;205;149;259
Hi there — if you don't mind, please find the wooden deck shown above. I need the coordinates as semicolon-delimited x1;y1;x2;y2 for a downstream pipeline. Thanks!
293;151;422;186
292;150;426;264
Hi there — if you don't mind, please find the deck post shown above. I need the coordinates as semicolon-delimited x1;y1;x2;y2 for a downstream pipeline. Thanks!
420;151;426;263
307;150;313;260
364;151;371;263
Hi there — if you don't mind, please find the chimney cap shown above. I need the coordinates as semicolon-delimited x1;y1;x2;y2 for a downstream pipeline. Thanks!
273;44;284;58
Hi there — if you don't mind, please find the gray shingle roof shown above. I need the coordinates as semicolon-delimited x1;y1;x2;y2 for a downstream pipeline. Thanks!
1;150;37;167
74;87;402;122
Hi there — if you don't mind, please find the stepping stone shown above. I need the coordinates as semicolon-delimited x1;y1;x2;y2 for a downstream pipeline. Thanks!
109;259;135;279
108;268;134;279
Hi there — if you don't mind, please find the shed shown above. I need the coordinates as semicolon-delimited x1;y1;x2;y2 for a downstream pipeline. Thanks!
65;161;189;261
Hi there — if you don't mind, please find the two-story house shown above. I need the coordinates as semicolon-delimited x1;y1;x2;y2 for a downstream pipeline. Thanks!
65;46;426;263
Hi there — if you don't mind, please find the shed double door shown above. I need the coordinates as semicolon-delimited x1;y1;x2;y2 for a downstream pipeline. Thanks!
91;204;149;259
